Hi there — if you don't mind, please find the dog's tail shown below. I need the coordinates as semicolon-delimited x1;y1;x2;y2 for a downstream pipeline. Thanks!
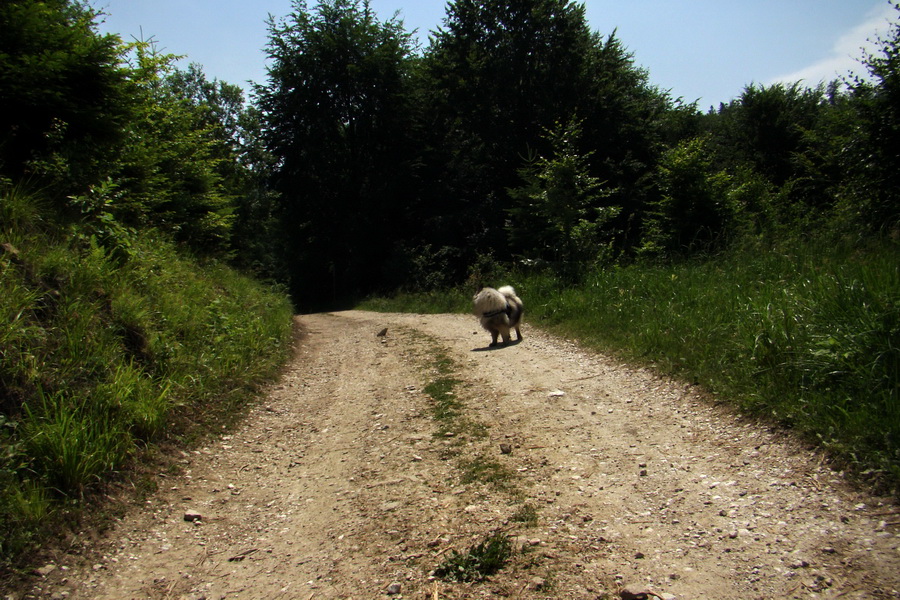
497;285;518;300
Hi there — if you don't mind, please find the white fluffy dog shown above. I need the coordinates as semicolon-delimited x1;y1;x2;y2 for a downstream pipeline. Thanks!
473;285;524;347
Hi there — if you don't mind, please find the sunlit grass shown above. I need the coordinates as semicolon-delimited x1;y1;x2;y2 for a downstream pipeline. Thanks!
0;188;294;565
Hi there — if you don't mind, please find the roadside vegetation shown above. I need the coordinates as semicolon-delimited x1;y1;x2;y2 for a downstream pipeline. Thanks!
0;185;293;567
0;1;294;572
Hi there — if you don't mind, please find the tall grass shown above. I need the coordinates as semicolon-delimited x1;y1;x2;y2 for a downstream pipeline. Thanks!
1;187;295;564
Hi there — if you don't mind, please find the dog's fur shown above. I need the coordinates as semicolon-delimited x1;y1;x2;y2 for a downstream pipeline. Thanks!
473;285;524;347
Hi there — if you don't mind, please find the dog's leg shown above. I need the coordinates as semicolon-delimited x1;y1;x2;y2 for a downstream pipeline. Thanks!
514;325;522;341
490;329;500;346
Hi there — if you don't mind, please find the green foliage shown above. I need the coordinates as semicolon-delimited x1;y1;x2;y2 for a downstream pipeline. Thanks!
844;1;900;230
712;83;825;187
433;532;513;582
640;136;735;257
0;0;130;188
357;288;472;314
0;186;294;566
424;377;464;424
113;42;237;252
23;390;131;496
457;456;515;490
258;0;417;308
421;0;668;268
507;119;620;273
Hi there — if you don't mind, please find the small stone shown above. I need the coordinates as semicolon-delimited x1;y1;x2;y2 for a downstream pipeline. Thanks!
499;443;512;454
821;546;837;554
789;558;810;569
183;511;203;522
619;586;652;600
376;328;388;337
634;551;645;559
386;582;401;595
639;469;648;477
35;564;57;577
529;577;547;591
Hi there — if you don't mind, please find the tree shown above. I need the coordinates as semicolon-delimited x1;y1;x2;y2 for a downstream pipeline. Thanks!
421;0;602;253
845;1;900;230
256;0;417;307
507;119;619;272
710;83;825;189
640;136;734;258
0;0;131;190
112;42;236;253
420;0;674;262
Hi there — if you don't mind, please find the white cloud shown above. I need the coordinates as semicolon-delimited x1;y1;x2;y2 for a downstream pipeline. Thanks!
769;3;895;88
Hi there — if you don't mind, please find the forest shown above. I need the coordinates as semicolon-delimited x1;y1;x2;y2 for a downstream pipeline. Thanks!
1;0;899;567
3;0;898;305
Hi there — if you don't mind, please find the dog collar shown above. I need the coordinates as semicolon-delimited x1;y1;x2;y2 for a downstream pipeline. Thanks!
482;303;510;318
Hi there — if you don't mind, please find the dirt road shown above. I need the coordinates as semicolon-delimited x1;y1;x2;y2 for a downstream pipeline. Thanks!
23;311;900;599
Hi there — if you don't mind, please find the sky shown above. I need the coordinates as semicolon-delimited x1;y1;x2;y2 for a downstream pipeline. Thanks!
93;0;896;111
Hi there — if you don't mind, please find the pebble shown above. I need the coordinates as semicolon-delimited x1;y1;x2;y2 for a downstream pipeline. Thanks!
619;585;652;600
183;511;203;522
529;577;547;590
386;582;402;595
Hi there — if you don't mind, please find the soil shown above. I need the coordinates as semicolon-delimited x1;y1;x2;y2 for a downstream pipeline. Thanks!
15;310;900;599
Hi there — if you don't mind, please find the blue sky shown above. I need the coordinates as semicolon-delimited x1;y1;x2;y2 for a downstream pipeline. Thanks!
93;0;895;110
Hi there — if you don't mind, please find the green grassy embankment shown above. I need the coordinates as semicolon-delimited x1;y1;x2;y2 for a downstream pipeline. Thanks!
1;186;295;568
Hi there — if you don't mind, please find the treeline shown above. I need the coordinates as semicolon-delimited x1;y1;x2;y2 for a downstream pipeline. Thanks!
255;0;900;307
2;1;898;309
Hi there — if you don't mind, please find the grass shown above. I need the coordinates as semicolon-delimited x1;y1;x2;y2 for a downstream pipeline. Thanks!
457;457;516;491
432;532;513;582
413;337;518;495
362;237;900;493
510;502;539;526
0;186;295;567
358;287;472;314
